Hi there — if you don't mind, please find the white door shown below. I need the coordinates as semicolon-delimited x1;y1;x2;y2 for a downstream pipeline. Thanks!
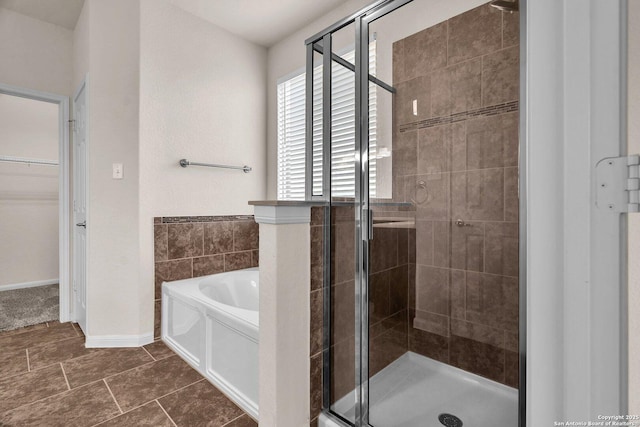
73;82;87;333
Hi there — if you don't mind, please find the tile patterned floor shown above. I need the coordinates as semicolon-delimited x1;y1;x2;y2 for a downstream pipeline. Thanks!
0;321;258;427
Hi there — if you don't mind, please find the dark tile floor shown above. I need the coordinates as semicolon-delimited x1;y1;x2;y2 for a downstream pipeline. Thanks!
0;321;257;427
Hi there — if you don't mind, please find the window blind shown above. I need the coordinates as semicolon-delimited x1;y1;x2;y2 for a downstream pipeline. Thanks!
277;42;377;200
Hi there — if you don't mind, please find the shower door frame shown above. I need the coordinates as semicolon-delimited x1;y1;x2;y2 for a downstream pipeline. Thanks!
355;2;527;425
305;1;528;425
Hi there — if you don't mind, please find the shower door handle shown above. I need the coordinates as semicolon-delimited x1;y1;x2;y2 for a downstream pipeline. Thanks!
365;209;374;240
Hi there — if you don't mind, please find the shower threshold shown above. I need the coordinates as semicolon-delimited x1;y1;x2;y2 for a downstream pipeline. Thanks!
320;351;518;427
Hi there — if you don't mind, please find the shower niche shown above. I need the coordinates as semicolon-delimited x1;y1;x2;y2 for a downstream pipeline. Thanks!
307;1;523;426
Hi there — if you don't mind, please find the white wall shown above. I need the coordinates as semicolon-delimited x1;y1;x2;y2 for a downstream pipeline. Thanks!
72;0;143;338
72;1;89;92
265;0;487;199
138;0;267;334
139;0;267;217
628;0;640;414
0;95;59;288
0;7;73;96
67;0;267;340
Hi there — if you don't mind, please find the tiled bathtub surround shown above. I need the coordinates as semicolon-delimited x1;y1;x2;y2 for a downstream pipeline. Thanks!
393;3;520;387
153;215;259;338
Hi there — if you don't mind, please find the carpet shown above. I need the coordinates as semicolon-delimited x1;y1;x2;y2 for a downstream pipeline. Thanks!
0;284;59;332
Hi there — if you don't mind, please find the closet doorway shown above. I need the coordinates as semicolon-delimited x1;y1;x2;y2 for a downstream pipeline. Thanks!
0;83;70;331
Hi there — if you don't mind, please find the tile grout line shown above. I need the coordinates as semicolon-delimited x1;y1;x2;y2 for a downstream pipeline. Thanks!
153;377;206;403
57;347;164;388
3;374;130;416
5;356;207;418
11;338;92;376
71;323;82;337
98;354;163;382
501;7;505;49
25;349;30;371
60;363;71;390
103;379;123;414
106;377;207;423
221;413;246;427
140;345;156;361
0;324;79;354
155;399;178;427
200;222;205;256
156;248;254;265
87;378;206;427
7;349;166;407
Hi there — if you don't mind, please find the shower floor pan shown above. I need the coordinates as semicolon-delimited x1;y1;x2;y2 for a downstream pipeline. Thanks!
322;351;518;427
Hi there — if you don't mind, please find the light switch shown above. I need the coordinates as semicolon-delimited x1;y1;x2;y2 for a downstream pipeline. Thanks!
112;163;123;179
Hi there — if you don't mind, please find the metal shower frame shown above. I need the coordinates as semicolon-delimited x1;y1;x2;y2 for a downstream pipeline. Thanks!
303;0;528;425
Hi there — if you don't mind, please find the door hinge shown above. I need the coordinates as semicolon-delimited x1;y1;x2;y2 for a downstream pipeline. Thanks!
595;154;640;213
68;119;76;132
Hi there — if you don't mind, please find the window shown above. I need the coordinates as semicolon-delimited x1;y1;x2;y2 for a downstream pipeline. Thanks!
277;43;377;200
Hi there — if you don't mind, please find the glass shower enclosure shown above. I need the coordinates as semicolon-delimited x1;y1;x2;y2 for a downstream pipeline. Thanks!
306;1;524;426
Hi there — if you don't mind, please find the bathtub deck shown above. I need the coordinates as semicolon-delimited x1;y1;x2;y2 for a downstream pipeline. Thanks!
327;351;518;427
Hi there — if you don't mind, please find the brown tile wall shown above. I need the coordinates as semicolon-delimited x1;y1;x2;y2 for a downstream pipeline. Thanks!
153;216;259;339
328;206;358;407
393;3;520;387
309;207;324;426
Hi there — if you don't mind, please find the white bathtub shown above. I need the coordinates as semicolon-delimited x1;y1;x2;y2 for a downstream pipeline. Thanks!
162;267;259;419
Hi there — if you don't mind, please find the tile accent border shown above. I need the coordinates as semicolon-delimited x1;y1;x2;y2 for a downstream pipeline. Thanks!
399;100;518;133
154;215;254;224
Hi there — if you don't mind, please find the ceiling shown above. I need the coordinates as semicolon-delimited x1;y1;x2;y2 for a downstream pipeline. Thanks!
0;0;350;47
166;0;350;47
0;0;84;30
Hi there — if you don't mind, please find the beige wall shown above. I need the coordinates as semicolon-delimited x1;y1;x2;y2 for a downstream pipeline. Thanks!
72;1;90;92
68;0;268;340
139;0;266;219
69;0;143;337
628;0;640;414
0;95;59;288
0;7;73;96
90;0;142;337
139;0;267;336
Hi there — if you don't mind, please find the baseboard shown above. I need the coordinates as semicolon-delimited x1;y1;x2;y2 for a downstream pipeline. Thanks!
0;279;59;292
85;333;154;348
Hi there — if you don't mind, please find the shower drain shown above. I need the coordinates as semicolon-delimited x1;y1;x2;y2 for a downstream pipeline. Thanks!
438;413;463;427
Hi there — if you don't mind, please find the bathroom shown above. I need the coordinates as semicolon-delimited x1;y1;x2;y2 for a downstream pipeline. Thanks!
0;0;638;426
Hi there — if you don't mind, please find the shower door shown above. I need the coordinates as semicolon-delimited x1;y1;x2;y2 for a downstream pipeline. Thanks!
360;2;521;426
309;1;524;426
